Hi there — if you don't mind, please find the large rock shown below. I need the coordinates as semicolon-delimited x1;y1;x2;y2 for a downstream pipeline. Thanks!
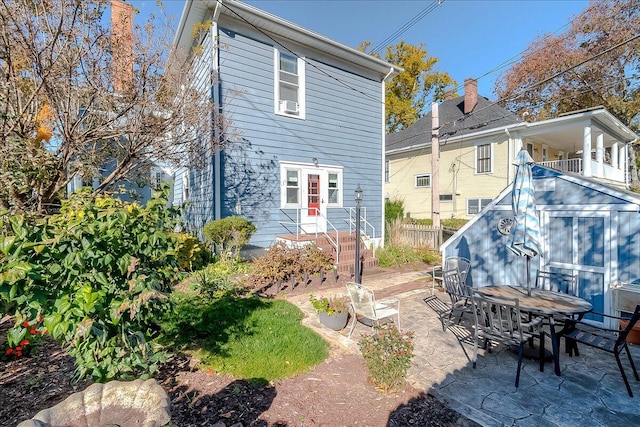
17;378;171;427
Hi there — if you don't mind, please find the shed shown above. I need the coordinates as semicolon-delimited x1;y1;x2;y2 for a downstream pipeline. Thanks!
442;165;640;326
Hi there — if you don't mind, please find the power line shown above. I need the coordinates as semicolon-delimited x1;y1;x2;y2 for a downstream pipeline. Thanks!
370;0;443;55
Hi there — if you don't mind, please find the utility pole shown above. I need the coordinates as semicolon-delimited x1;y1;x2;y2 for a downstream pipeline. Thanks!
431;102;440;228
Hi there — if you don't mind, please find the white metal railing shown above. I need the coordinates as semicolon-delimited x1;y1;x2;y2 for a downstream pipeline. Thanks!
539;158;625;183
347;207;375;240
278;208;340;264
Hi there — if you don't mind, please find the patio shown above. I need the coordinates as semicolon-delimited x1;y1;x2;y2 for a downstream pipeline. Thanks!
294;271;640;426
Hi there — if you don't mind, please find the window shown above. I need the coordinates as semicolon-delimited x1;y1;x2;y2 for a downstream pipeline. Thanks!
476;143;492;173
542;145;548;161
440;194;453;202
182;173;189;202
415;174;431;188
328;172;339;204
526;143;534;157
467;198;493;215
285;169;300;204
275;49;305;118
153;171;162;189
385;159;390;183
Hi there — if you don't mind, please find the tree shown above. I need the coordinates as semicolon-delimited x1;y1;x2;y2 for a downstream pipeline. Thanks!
495;1;640;178
359;41;455;133
0;0;213;214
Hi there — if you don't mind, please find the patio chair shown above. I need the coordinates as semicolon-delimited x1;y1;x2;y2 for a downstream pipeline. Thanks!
442;268;474;325
444;256;471;284
534;270;582;354
471;294;546;388
345;282;400;338
562;304;640;397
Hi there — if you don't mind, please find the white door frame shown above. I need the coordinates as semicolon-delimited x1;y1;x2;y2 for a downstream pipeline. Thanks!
541;209;612;326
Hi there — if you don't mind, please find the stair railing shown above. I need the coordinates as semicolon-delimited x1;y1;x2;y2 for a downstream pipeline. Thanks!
279;208;340;265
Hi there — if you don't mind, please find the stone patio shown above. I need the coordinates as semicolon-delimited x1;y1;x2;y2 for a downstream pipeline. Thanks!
291;270;640;426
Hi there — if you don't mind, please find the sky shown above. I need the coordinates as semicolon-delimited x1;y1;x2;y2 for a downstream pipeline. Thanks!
130;0;589;100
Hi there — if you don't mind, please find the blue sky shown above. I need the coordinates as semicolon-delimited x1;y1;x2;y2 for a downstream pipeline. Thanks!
131;0;589;100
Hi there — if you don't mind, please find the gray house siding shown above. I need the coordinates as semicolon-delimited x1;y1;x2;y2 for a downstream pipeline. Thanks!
443;165;640;322
197;23;384;247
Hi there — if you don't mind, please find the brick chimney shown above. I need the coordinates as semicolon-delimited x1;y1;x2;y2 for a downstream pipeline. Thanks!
444;89;456;101
464;78;478;114
111;0;134;93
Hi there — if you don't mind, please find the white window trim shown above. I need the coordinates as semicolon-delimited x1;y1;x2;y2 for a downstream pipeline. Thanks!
279;162;343;209
280;165;302;209
475;142;494;174
274;48;306;120
415;173;431;188
326;169;343;207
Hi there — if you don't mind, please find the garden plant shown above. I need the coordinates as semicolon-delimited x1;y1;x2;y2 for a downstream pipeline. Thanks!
358;324;415;394
0;186;183;381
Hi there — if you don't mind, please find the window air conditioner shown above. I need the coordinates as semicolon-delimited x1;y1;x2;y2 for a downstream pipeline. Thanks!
280;100;299;114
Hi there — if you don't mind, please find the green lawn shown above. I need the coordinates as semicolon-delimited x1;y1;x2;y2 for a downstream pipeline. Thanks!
160;290;329;384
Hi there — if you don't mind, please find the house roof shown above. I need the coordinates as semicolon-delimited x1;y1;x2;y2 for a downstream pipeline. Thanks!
386;95;522;153
174;0;401;80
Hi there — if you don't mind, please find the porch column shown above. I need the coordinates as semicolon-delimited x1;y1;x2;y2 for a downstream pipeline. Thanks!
596;133;604;177
611;142;619;169
582;125;592;177
514;136;523;153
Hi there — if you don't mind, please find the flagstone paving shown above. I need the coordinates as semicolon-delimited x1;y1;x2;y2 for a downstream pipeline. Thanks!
292;270;640;426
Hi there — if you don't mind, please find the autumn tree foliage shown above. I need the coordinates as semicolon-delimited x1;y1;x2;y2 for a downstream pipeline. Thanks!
359;40;455;133
0;0;212;214
495;0;640;131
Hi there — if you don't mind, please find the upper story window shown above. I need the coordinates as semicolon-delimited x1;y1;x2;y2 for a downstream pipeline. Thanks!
415;174;431;188
440;194;453;202
476;143;492;174
275;49;305;119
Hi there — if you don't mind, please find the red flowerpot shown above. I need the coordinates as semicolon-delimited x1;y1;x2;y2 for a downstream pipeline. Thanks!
620;319;640;345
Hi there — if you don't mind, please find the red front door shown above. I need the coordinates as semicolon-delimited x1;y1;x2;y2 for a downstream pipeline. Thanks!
308;174;320;216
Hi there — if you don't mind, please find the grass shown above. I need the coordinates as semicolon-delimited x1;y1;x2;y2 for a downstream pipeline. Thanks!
160;289;329;384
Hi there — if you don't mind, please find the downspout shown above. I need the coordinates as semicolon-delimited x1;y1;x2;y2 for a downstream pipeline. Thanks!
381;67;394;248
212;6;222;221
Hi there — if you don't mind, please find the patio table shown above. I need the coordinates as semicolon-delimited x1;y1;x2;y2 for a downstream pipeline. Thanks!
475;285;592;376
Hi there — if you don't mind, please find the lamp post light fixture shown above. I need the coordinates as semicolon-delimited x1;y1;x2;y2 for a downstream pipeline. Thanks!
354;184;363;283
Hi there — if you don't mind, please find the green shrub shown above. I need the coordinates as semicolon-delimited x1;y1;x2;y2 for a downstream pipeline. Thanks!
309;294;348;315
247;241;333;290
359;324;414;394
193;259;248;297
385;198;404;226
0;186;180;382
174;232;209;271
203;216;256;261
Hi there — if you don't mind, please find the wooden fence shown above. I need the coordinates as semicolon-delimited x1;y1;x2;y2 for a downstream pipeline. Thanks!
400;224;457;249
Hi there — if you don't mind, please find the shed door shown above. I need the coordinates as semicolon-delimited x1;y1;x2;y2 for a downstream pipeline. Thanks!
542;211;610;325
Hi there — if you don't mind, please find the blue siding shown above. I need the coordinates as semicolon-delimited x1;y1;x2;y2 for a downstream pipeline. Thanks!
208;26;384;247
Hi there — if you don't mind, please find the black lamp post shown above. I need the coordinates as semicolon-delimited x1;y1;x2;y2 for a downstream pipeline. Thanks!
354;184;363;283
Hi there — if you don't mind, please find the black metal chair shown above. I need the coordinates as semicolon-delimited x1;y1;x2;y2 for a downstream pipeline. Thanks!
534;270;581;354
562;304;640;397
471;294;545;387
442;268;474;325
